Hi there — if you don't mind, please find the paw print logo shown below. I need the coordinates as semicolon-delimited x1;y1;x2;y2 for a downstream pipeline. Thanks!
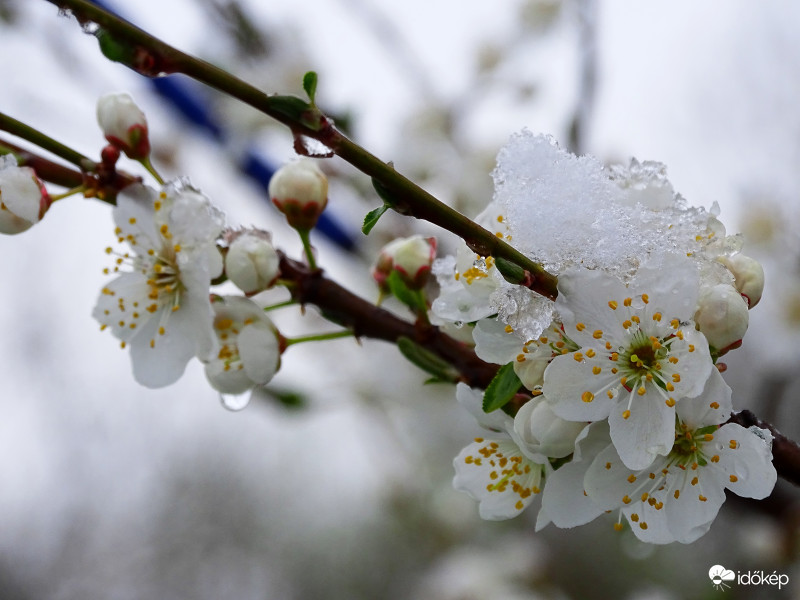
709;564;735;591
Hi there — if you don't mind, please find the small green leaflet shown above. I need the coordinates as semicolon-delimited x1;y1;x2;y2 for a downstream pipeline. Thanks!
386;271;426;312
397;337;458;382
482;362;522;413
302;71;318;104
362;203;390;235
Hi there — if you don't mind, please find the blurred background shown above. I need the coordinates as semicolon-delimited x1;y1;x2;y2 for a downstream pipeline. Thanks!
1;0;800;598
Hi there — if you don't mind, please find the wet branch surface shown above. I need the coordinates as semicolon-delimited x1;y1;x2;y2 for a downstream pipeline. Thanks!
278;253;499;389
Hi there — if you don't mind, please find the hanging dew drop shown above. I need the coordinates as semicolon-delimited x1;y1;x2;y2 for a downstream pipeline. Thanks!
220;391;251;412
473;258;487;272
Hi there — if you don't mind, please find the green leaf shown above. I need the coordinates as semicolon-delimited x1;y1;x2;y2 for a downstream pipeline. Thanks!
397;337;458;382
302;71;318;104
96;29;135;66
387;270;426;312
268;95;311;122
482;363;522;413
362;203;390;235
495;256;527;285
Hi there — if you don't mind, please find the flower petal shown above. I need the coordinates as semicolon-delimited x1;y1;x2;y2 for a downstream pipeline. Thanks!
608;383;675;470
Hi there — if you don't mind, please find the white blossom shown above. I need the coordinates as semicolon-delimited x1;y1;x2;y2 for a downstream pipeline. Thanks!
583;370;774;544
205;296;281;394
96;92;150;159
543;256;714;470
372;235;436;290
269;158;328;230
453;384;548;520
694;284;749;351
717;253;765;308
225;230;280;294
0;156;50;235
93;181;225;388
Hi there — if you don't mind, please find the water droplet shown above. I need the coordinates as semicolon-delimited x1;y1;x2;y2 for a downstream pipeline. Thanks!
220;391;252;412
473;258;487;272
453;321;464;329
631;295;646;309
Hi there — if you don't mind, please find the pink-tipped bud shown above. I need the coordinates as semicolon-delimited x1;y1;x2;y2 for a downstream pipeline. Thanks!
269;159;328;231
717;254;765;308
224;230;281;294
96;92;150;160
372;235;437;291
695;283;749;351
0;157;51;235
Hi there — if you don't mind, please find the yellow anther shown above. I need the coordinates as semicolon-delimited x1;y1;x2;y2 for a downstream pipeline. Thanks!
704;433;713;442
666;382;675;392
624;297;632;307
622;409;631;420
710;402;720;409
627;474;636;483
516;354;526;363
631;315;640;324
582;391;594;403
665;398;676;407
730;475;738;483
576;322;586;331
574;353;584;362
158;326;165;335
129;217;136;225
699;495;707;502
688;344;695;352
608;300;618;310
592;366;602;375
622;320;632;329
622;495;632;505
711;455;720;462
652;312;662;321
614;523;624;531
586;349;596;358
637;386;646;396
593;330;603;339
504;325;513;333
670;319;680;329
607;390;614;399
610;352;619;361
729;440;739;449
641;294;650;304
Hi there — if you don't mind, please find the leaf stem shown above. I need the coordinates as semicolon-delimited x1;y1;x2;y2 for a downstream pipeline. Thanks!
283;330;354;347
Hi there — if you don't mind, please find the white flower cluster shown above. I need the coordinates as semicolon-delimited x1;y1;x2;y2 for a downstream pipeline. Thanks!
90;95;318;407
443;132;775;544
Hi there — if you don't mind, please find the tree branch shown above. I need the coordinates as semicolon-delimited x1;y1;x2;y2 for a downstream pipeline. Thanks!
278;252;499;388
44;0;559;301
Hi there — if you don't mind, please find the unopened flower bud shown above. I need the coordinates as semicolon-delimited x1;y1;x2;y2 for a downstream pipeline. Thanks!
0;157;51;235
718;254;765;308
513;396;584;459
205;296;282;395
695;284;749;351
372;235;437;291
269;159;328;231
96;92;150;160
225;231;280;294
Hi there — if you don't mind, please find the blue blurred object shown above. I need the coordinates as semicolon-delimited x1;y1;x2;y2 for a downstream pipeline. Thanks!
89;0;357;251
